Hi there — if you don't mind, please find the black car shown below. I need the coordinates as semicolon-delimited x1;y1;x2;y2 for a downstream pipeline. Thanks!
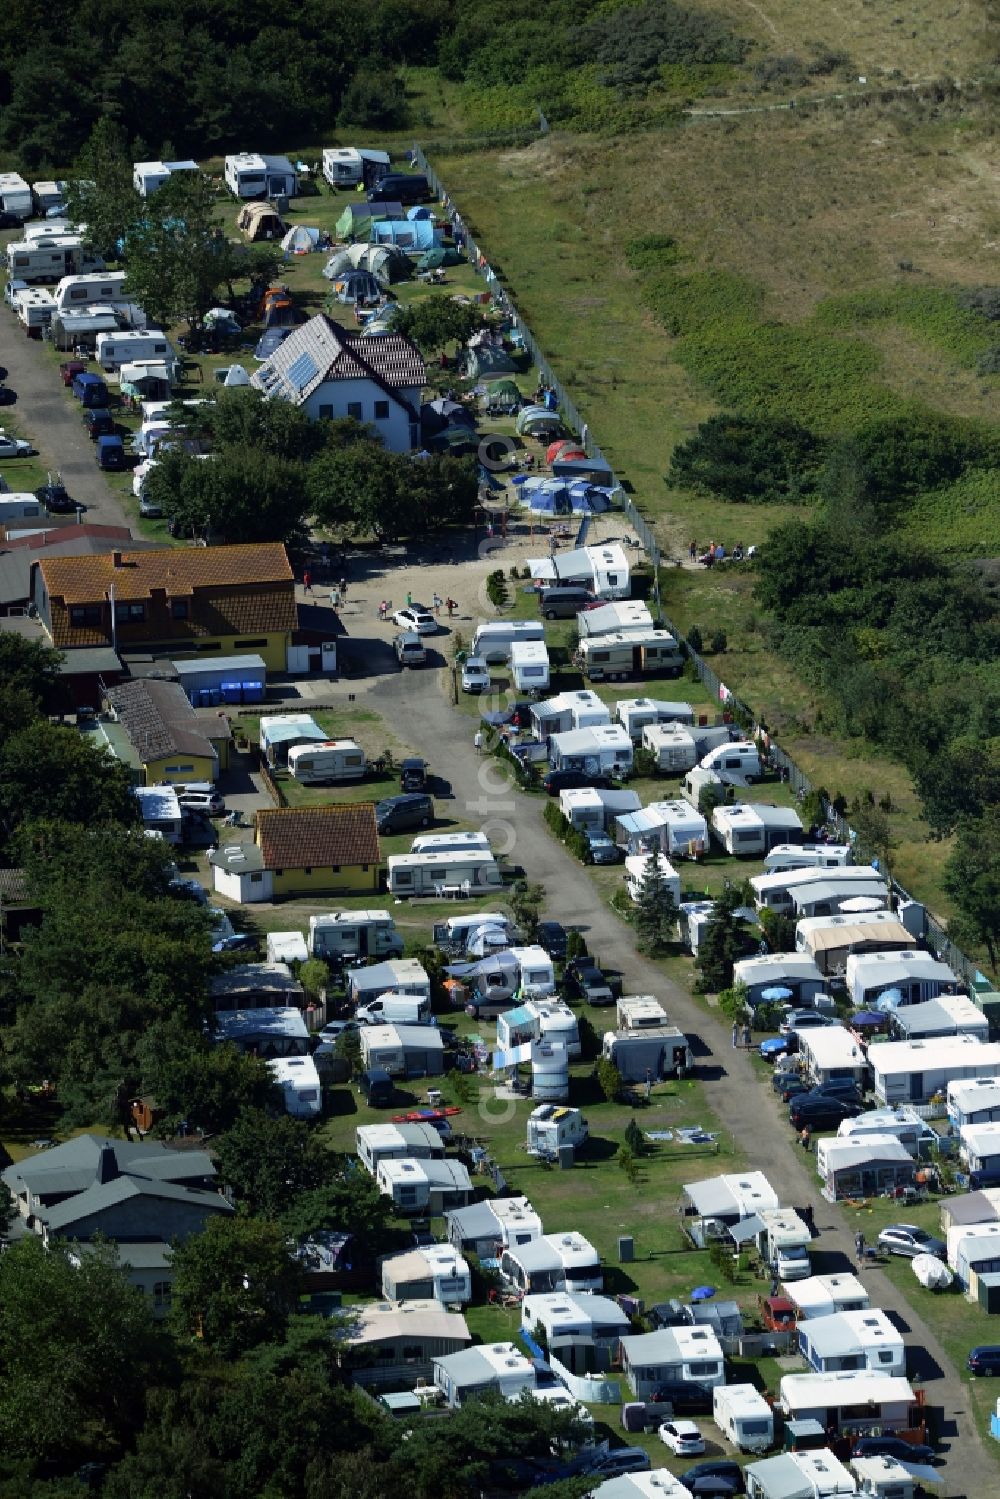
82;407;115;439
780;1079;865;1106
375;793;433;835
542;767;612;796
789;1095;862;1129
399;757;427;792
0;385;16;406
968;1345;1000;1376
850;1435;935;1463
680;1461;746;1495
565;956;614;1006
649;1381;714;1415
36;482;74;513
536;920;568;961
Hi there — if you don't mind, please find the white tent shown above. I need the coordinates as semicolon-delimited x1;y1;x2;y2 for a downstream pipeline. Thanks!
223;363;250;387
281;225;321;254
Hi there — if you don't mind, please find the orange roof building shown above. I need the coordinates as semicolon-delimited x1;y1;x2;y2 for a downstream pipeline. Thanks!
35;542;296;670
210;803;381;904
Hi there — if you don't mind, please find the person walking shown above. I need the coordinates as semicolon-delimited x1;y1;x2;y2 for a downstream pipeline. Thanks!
731;1020;739;1048
799;1125;811;1152
855;1231;866;1268
302;569;312;593
432;592;442;616
406;590;413;608
339;576;347;599
742;1021;752;1049
474;730;483;755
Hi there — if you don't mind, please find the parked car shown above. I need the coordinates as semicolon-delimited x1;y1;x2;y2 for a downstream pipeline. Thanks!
139;495;163;518
59;359;87;386
680;1459;745;1494
542;767;612;796
788;1095;862;1129
564;956;614;1006
393;604;435;635
399;758;428;792
375;792;433;835
358;1067;394;1108
0;385;16;406
83;407;116;439
36;481;74;513
96;435;126;470
779;1009;838;1037
649;1381;714;1415
877;1223;946;1260
585;830;621;865
776;1077;864;1106
176;789;225;816
536;921;568;960
968;1345;1000;1376
0;432;33;458
850;1435;935;1463
394;630;426;667
658;1421;705;1457
316;1019;361;1043
583;1448;652;1478
212;932;259;955
759;1037;789;1062
461;656;491;694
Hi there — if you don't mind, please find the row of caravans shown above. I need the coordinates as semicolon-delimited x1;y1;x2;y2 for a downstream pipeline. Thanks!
0;175;66;219
470;619;684;684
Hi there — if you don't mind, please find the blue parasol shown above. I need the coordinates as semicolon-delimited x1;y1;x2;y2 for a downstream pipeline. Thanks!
761;985;793;1002
690;1285;716;1301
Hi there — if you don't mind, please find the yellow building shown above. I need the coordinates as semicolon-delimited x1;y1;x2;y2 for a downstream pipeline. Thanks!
35;542;297;671
104;678;227;785
210;804;381;904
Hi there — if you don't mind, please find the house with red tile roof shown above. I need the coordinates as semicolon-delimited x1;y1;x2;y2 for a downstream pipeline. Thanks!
210;803;381;903
250;314;426;451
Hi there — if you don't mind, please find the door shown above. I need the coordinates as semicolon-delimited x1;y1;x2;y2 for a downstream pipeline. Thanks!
632;644;643;674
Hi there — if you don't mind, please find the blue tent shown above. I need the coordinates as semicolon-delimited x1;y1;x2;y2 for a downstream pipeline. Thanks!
407;205;433;221
518;476;613;516
370;218;441;251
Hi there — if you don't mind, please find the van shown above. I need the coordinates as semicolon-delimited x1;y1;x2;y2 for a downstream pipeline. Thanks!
308;910;404;962
539;587;594;620
367;172;430;205
376;793;433;835
96;435;126;470
359;1067;395;1108
72;371;109;407
355;993;434;1027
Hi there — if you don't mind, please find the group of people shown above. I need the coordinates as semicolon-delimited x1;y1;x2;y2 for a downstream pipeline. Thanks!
691;540;752;566
730;1019;753;1049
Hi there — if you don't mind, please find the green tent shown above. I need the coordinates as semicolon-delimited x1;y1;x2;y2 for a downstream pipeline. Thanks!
417;246;464;271
487;379;522;403
427;426;480;454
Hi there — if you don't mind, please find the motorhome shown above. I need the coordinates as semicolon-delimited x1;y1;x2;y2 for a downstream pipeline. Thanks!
616;697;695;742
322;146;391;189
95;329;176;372
53;271;131;313
411;831;491;856
308;910;404;962
0;172;32;219
269;1055;322;1119
132;160;200;197
286;739;367;784
224;152;297;199
509;640;550;693
641;721;699;773
764;843;853;873
386;850;502;898
756;1209;812;1282
624;853;681;907
5;237;98;283
472;619;546;664
577;629;683;682
548;724;633;775
576;600;653;638
713;1385;774;1454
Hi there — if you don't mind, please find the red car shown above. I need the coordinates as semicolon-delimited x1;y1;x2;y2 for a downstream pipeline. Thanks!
59;359;87;386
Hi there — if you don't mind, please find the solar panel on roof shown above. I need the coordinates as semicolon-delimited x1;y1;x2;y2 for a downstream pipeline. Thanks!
286;351;318;391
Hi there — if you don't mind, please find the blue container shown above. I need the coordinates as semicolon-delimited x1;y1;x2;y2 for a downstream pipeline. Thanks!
242;682;265;702
197;689;212;707
208;686;223;705
221;681;242;703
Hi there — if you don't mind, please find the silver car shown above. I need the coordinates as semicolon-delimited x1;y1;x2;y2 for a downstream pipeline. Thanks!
877;1222;946;1259
461;656;491;693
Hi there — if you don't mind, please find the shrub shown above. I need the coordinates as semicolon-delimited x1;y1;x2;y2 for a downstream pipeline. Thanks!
977;346;1000;375
632;746;658;778
597;1056;623;1102
687;625;704;653
617;1144;639;1183
667;413;824;504
624;1117;646;1155
486;569;509;610
625;234;680;274
710;629;728;654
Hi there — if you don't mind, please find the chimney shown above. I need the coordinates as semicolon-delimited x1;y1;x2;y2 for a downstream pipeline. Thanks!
95;1143;119;1185
112;551;123;569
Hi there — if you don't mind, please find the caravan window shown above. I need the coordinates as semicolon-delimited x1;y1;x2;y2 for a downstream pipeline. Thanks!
394;871;413;885
592;651;610;663
688;1361;720;1378
345;754;364;767
734;831;757;844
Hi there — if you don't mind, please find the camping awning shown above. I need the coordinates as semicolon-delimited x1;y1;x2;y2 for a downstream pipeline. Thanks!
807;919;913;952
727;1214;764;1245
684;1178;737;1218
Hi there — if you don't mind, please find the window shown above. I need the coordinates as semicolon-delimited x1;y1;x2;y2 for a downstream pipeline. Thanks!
250;873;263;884
395;872;413;885
195;642;222;652
69;604;102;627
347;401;364;421
318;404;333;419
374;400;390;420
304;867;312;876
171;600;189;619
152;1281;172;1309
234;638;267;649
403;1344;423;1363
115;602;145;622
331;865;341;873
688;1361;720;1377
877;1351;894;1364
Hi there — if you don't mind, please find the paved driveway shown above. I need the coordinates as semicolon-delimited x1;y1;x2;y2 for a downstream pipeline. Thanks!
374;667;993;1498
0;312;130;524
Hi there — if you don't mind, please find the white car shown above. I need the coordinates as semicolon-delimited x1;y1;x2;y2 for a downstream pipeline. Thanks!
657;1420;705;1457
461;656;491;693
0;432;33;458
394;604;436;635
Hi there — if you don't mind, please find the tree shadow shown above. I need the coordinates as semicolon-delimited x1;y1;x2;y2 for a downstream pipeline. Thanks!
323;1087;359;1118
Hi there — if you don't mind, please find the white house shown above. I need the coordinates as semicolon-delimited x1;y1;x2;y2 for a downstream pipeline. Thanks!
731;954;826;1009
784;1273;869;1321
251;313;426;451
380;1244;472;1304
745;1449;856;1499
499;1232;602;1295
376;1157;473;1214
434;1342;538;1408
798;1027;868;1088
846;950;959;1009
948;1077;1000;1129
796;1309;905;1377
620;1325;725;1398
132;159;200;196
548;724;633;775
866;1035;1000;1106
355;1122;445;1175
778;1371;916;1433
530;689;610;738
558;786;641;832
527;543;631;599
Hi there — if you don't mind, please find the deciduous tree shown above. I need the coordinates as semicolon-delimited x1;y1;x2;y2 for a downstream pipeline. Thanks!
215;1108;332;1218
168;1216;301;1357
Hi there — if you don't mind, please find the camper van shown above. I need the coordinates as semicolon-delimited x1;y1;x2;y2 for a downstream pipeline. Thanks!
355;992;434;1027
712;1385;773;1454
53;271;132;314
472;620;546;665
95;329;175;372
509;640;550;694
699;741;762;781
308;910;404;962
387;850;502;899
764;843;853;874
286;739;366;785
577;629;683;683
0;173;32;220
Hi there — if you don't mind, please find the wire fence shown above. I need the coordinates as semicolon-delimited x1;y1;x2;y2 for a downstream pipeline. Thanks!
413;142;985;992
